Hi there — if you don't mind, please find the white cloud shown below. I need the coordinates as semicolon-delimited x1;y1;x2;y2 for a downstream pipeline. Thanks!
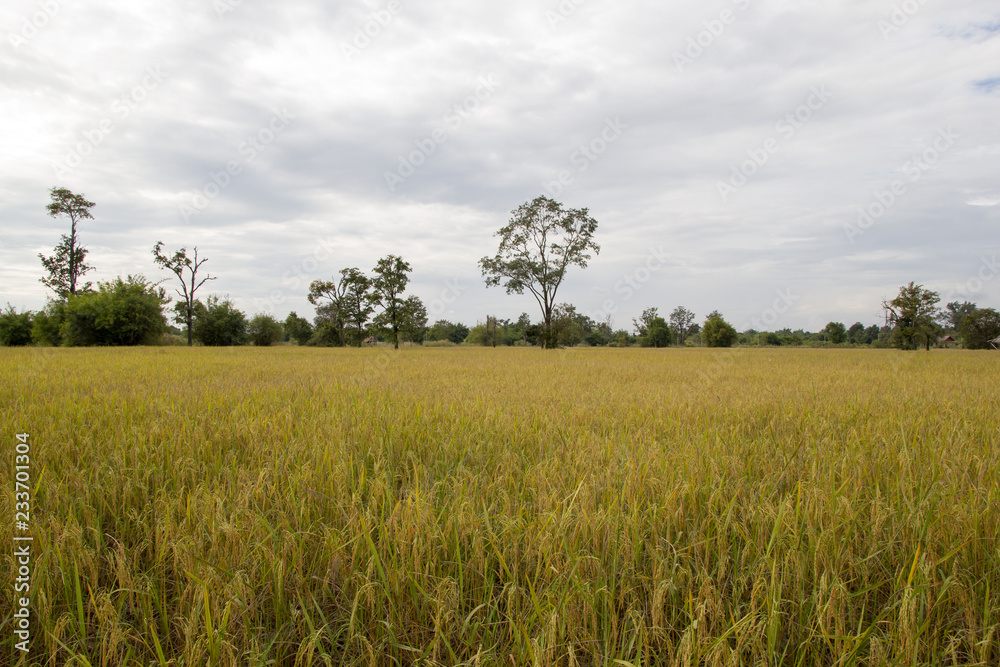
1;0;999;328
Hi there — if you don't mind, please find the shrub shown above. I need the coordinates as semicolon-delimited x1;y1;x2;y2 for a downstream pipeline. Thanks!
249;314;283;347
640;317;674;348
703;314;738;348
0;306;33;346
959;308;1000;350
61;276;168;346
193;296;248;346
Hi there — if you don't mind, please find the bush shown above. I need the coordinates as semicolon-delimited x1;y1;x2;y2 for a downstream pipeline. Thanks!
703;314;738;348
61;276;168;346
31;300;66;346
193;296;248;346
0;306;33;346
640;317;674;348
959;308;1000;350
249;314;283;347
284;312;313;345
306;321;342;347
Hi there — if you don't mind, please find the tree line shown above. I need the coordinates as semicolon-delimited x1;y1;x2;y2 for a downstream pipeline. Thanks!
2;188;998;350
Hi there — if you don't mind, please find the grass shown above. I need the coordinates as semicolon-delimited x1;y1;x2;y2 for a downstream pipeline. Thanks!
1;346;999;666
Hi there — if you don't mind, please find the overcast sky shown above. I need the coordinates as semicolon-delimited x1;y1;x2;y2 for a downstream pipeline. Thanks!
1;0;998;332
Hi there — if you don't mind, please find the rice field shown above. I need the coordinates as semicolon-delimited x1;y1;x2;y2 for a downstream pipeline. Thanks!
2;346;999;666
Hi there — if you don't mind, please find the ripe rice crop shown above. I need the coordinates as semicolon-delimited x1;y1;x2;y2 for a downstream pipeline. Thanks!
2;346;999;666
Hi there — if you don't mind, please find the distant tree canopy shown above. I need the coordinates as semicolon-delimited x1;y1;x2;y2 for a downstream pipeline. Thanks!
703;313;738;348
60;275;168;346
192;296;248;346
284;312;313;345
0;306;34;346
480;196;599;349
669;306;696;344
823;322;848;344
248;313;283;347
959;307;1000;350
641;316;674;348
883;282;941;350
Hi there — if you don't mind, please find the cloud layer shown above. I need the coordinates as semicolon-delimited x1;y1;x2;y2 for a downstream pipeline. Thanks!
2;0;998;331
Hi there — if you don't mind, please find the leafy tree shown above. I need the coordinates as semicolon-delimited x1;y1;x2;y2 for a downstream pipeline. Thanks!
959;307;1000;350
371;255;412;350
551;303;584;347
31;301;66;346
823;321;847;344
426;320;470;344
883;282;941;350
308;276;350;347
62;275;168;346
152;242;216;346
479;195;600;349
193;296;248;346
633;307;659;337
641;316;674;348
39;187;96;297
284;312;313;345
847;322;865;343
248;313;283;346
0;306;33;346
341;268;374;346
400;295;428;343
941;301;977;331
703;313;738;348
669;306;696;344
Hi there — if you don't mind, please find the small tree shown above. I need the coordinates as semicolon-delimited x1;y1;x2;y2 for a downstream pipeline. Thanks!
152;242;216;346
633;307;659;337
941;301;977;331
248;314;283;346
823;322;847;344
883;282;941;350
959;307;1000;350
400;295;428;344
479;196;600;349
61;275;168;346
284;312;313;345
308;277;350;347
0;306;33;346
641;316;674;348
371;255;412;350
193;296;248;346
39;187;96;298
703;313;738;348
669;306;696;345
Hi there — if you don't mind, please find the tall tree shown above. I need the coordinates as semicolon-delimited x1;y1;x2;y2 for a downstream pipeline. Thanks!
152;242;216;346
941;301;977;331
633;307;659;337
399;295;428;344
341;268;374;346
883;282;941;350
479;195;600;349
958;307;1000;350
669;306;696;344
308;276;350;347
39;187;96;298
371;255;412;350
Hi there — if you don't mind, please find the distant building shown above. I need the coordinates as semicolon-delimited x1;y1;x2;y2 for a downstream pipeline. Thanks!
935;335;957;348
